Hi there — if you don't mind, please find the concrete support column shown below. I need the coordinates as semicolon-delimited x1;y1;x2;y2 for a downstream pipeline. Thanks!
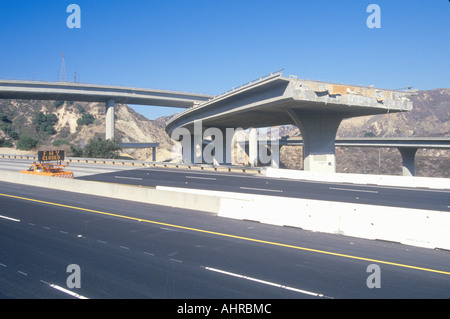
257;139;280;168
287;109;343;173
186;134;202;164
265;128;280;168
398;147;418;176
203;127;239;165
105;99;115;140
248;128;258;167
267;142;280;168
203;127;224;165
179;136;201;164
184;120;204;164
177;125;252;166
181;140;191;164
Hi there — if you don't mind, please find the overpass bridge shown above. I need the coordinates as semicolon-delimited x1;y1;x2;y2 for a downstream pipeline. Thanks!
0;79;213;140
166;72;415;173
2;77;439;177
262;137;450;176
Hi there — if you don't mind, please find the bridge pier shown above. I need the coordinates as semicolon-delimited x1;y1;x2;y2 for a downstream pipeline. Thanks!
287;109;343;173
105;99;115;140
177;126;254;166
248;128;258;167
181;134;203;164
243;129;280;168
398;147;418;176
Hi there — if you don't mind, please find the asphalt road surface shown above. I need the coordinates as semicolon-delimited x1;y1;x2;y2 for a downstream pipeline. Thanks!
2;158;449;213
77;166;450;212
0;181;449;301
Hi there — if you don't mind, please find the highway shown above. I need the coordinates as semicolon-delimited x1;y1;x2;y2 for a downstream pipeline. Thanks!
1;179;450;300
1;158;450;301
76;165;450;212
1;157;449;212
2;158;448;212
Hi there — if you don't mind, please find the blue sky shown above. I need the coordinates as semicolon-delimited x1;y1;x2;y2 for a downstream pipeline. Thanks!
0;0;449;119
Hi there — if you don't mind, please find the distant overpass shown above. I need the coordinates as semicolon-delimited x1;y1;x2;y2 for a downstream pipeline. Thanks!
120;142;160;161
279;137;450;148
167;72;415;173
224;136;450;176
278;137;450;176
0;79;213;140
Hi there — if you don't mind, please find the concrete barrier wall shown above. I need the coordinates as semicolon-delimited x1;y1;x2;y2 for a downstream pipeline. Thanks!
0;171;221;214
264;167;450;189
157;186;450;250
1;171;449;250
220;195;449;250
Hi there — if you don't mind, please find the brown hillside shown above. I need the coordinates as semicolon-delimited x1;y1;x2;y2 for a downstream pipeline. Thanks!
0;99;176;162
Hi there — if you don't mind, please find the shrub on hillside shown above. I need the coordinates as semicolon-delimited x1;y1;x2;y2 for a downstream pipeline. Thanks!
77;113;95;126
53;140;70;147
16;136;39;150
0;113;19;140
35;112;58;135
0;138;13;148
79;138;122;159
53;101;64;108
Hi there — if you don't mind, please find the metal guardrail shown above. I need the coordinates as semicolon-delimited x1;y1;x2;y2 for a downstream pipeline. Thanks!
210;69;284;100
169;70;286;125
0;154;263;174
0;78;212;97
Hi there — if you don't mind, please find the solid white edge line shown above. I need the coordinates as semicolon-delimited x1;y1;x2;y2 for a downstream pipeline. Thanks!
240;186;283;193
330;187;379;194
204;266;325;298
0;214;20;222
114;176;143;181
50;284;89;299
186;176;217;180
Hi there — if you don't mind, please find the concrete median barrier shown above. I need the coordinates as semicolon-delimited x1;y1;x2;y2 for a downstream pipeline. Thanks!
157;186;450;250
0;171;221;214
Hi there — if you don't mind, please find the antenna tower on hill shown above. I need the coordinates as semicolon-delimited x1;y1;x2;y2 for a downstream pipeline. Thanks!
60;51;67;82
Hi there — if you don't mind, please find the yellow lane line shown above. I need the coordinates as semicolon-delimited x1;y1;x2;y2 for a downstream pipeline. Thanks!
1;192;449;276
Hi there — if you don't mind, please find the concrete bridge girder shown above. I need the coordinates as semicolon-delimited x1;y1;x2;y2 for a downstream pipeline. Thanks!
166;75;414;173
0;80;212;142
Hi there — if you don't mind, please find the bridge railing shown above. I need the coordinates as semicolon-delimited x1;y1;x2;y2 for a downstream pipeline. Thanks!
199;69;285;105
0;78;211;97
